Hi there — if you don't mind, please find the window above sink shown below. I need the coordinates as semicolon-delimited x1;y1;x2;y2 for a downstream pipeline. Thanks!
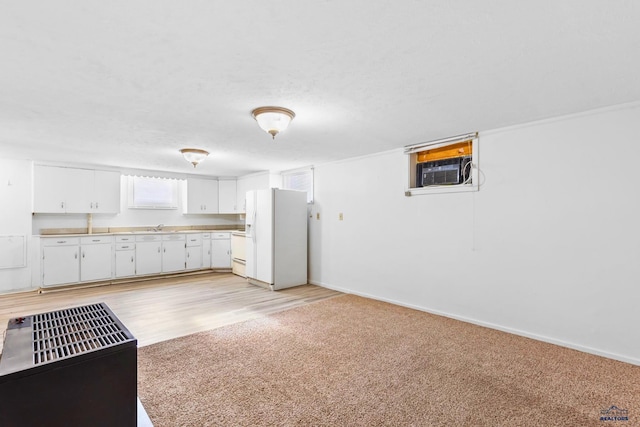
127;176;179;209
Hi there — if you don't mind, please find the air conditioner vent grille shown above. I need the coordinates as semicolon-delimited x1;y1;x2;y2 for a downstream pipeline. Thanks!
31;303;132;365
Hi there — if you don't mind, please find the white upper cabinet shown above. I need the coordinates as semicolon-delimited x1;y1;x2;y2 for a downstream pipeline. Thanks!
34;166;84;213
218;180;237;214
93;170;121;213
33;165;121;214
236;177;248;214
186;178;219;214
235;172;282;214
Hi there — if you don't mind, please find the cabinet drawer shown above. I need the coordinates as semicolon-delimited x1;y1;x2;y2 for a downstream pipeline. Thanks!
186;234;202;247
115;235;135;243
116;243;136;251
136;234;161;242
41;237;80;246
201;233;211;239
212;232;231;240
163;233;186;241
80;236;113;244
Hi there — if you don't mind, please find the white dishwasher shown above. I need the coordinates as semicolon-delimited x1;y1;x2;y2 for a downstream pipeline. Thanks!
231;232;246;277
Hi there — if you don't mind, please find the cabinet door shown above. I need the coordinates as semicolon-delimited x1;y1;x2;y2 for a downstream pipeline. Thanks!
64;168;94;213
218;180;237;213
93;170;121;213
115;250;136;278
235;178;248;214
186;246;203;270
80;243;113;282
33;166;71;213
136;241;162;275
211;239;231;268
162;240;186;273
202;239;211;268
33;166;120;214
42;246;80;286
186;178;219;214
235;172;277;214
204;180;220;213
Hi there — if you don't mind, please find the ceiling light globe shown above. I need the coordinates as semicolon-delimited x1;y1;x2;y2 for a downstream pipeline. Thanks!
251;106;295;139
180;148;209;168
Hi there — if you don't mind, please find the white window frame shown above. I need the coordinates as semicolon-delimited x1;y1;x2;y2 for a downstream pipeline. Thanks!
404;132;479;196
282;166;314;203
127;175;180;209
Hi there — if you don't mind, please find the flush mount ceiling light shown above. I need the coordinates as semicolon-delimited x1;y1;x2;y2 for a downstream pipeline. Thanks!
251;106;295;139
180;148;209;168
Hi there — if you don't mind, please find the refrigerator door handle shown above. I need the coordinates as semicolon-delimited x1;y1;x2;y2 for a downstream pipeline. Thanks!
252;210;257;243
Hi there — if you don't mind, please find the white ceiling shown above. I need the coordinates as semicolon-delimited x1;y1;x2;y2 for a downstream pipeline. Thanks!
1;1;640;177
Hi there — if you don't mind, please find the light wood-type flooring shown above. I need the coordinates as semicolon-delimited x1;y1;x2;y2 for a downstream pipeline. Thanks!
0;272;342;354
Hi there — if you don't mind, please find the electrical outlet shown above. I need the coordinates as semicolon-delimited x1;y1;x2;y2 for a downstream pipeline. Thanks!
339;212;343;221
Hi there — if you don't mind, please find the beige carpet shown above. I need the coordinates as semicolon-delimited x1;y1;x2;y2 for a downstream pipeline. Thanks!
137;294;640;426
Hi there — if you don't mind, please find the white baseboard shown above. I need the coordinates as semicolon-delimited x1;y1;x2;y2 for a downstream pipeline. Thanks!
309;280;640;366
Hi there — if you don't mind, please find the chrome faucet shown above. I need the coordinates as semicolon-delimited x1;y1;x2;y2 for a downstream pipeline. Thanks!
152;224;165;232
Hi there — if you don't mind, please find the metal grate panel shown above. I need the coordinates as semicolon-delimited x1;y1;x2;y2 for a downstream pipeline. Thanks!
31;303;131;365
1;302;137;426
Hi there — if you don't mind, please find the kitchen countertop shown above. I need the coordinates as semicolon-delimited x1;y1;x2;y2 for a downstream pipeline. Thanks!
39;229;244;238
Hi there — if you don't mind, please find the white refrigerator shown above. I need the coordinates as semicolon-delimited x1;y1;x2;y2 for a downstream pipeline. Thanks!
245;188;308;290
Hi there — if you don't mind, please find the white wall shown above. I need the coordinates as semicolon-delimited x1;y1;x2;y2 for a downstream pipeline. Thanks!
0;159;33;293
309;102;640;365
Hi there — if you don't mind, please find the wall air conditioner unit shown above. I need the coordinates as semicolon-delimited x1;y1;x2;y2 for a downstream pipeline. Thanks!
416;156;472;187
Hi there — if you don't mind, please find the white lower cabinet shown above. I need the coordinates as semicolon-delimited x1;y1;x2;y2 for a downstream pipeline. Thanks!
80;236;113;282
211;232;232;269
41;230;237;287
136;235;162;276
115;249;136;278
42;236;113;286
185;233;203;270
42;238;80;287
162;234;186;273
202;233;212;268
115;237;136;278
186;247;202;270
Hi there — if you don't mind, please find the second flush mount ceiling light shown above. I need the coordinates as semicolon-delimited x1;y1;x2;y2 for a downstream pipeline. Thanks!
251;106;295;139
